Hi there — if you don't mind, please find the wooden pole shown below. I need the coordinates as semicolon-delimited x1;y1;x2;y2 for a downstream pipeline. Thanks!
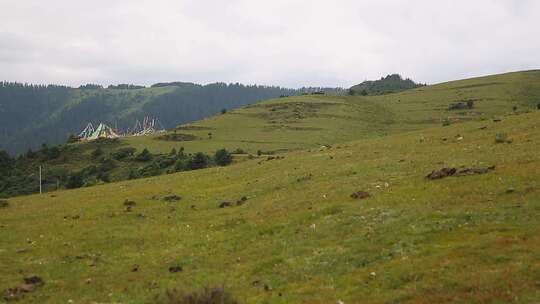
39;166;42;194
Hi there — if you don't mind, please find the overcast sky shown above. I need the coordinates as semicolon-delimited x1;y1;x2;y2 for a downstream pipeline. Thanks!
1;0;539;88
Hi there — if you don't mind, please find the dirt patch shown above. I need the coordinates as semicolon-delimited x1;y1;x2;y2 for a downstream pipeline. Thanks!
426;166;495;180
162;195;181;202
169;266;183;273
351;191;370;200
426;168;457;180
3;276;44;301
219;201;233;208
123;199;136;207
236;196;248;206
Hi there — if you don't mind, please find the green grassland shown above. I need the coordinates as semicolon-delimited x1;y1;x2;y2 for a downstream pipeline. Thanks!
124;70;540;155
1;71;540;303
8;70;539;196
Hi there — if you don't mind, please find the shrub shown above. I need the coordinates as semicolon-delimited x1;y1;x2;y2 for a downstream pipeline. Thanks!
214;149;233;166
221;108;227;114
537;102;540;110
91;147;104;159
139;162;161;177
127;169;140;180
155;285;238;304
46;146;61;160
98;158;116;172
0;150;13;173
187;152;208;170
135;148;152;162
156;156;177;169
97;172;110;183
174;160;187;172
467;100;474;109
112;147;136;160
81;165;98;177
25;148;36;159
66;172;84;189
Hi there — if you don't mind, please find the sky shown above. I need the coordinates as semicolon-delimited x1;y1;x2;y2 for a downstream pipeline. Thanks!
0;0;539;88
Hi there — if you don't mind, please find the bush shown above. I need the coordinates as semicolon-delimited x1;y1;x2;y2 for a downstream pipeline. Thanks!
135;148;153;162
98;158;116;172
127;169;140;180
66;172;84;189
156;156;177;169
46;146;61;160
0;150;13;173
467;100;474;109
214;149;233;166
112;147;136;160
174;160;187;172
537;102;540;110
97;172;110;183
221;108;227;114
187;152;208;170
91;147;104;159
139;162;161;177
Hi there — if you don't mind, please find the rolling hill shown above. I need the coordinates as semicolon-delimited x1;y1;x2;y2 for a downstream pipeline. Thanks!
2;70;540;198
1;70;539;303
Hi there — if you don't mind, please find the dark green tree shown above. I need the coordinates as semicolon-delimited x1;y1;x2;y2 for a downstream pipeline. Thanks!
135;148;152;161
187;152;208;170
66;172;84;189
214;149;233;166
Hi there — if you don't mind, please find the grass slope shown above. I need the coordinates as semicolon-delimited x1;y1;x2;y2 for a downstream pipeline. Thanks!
1;109;539;303
124;70;540;154
7;69;536;197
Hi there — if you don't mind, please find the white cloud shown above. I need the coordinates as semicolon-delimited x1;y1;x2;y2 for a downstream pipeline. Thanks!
0;0;539;87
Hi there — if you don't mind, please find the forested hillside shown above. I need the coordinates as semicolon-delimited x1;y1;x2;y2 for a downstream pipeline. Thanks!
0;82;301;154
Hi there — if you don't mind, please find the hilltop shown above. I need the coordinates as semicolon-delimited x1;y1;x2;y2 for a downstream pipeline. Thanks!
2;70;540;198
349;74;424;96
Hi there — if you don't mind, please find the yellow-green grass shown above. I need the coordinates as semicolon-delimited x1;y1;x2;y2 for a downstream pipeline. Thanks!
121;70;540;155
1;110;539;303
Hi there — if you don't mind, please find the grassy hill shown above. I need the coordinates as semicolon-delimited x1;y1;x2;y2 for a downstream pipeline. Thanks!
2;70;540;198
124;70;540;154
1;108;539;303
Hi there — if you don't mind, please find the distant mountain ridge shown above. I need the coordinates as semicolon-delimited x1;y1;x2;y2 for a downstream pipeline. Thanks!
350;74;424;95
